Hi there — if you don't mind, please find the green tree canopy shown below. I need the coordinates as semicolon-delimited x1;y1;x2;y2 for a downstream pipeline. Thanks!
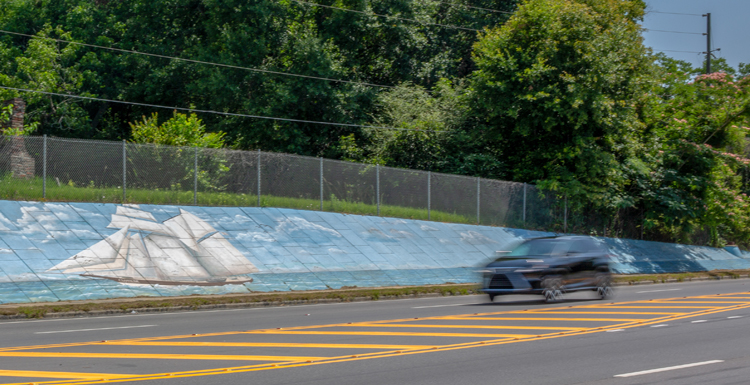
470;0;652;210
129;111;225;148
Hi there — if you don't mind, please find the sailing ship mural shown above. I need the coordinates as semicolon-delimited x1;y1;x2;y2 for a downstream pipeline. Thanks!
47;206;259;286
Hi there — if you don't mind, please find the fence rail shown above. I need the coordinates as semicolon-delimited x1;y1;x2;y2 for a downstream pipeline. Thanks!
0;135;572;232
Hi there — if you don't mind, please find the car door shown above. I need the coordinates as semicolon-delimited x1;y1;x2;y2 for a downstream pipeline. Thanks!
563;240;596;289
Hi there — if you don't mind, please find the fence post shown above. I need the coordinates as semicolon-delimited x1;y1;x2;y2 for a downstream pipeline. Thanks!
564;195;567;233
376;164;380;216
319;157;323;211
476;177;480;225
122;140;126;203
427;171;431;221
257;149;261;207
42;135;46;199
193;146;198;205
522;183;527;225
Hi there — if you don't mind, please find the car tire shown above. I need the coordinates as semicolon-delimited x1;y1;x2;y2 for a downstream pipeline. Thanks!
595;273;613;300
542;277;564;303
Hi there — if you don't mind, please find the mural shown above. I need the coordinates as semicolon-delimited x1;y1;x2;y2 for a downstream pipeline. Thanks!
47;206;258;286
0;200;748;305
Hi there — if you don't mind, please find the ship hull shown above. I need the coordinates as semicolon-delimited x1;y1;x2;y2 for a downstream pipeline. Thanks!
81;274;253;286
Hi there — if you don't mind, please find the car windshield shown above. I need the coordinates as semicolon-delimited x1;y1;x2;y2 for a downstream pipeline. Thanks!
507;239;568;257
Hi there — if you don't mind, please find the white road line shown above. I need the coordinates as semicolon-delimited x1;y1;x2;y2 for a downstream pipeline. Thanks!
614;360;724;378
728;316;743;319
691;320;707;323
412;303;477;309
606;329;625;332
636;288;682;294
651;324;669;328
34;325;157;334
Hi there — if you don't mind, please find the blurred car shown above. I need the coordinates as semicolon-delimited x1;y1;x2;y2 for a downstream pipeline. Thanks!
479;236;613;302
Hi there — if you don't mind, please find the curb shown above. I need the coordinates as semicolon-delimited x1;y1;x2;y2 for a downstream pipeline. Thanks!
2;275;749;321
0;293;445;320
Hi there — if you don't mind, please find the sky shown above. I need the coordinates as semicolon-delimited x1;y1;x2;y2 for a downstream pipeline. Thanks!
642;0;749;72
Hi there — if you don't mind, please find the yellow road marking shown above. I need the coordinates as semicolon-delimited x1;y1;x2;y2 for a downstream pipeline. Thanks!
243;330;532;338
516;311;685;315
649;301;750;304
2;293;749;385
0;352;325;361
446;317;646;322
27;302;750;385
0;370;128;379
102;342;428;349
578;305;723;309
350;323;585;331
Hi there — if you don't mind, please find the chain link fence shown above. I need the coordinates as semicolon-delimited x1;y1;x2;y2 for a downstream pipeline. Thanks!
0;135;576;233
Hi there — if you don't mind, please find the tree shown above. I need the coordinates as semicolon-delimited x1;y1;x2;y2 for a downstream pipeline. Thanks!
129;111;225;148
340;79;506;178
128;111;228;192
470;0;652;210
640;69;750;246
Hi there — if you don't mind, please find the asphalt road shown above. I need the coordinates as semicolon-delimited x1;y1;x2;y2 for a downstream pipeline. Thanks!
1;279;750;385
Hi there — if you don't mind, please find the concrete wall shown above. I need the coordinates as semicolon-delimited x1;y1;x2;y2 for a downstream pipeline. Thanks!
0;200;748;304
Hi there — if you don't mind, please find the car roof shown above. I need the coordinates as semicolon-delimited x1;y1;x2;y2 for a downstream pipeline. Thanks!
524;235;596;241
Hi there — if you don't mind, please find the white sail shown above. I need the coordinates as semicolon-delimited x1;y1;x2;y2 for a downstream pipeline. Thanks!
58;206;257;285
80;229;130;272
126;233;166;281
47;226;129;273
179;209;216;240
145;234;212;280
108;215;175;237
115;206;157;221
163;214;199;251
199;233;259;276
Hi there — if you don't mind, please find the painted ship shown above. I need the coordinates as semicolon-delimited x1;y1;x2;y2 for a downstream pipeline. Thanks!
48;206;258;286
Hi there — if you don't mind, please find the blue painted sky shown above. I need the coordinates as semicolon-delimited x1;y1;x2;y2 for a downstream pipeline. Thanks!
642;0;749;71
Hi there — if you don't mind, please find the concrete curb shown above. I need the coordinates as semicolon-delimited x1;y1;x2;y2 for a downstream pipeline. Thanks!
2;275;748;321
0;293;444;320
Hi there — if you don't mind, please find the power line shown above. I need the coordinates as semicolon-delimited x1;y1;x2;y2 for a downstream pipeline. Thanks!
435;1;514;14
288;0;481;32
643;28;704;36
0;86;451;133
0;29;395;90
649;11;703;17
658;49;702;54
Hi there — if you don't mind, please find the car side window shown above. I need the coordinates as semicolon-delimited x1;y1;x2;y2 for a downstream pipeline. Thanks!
568;239;594;254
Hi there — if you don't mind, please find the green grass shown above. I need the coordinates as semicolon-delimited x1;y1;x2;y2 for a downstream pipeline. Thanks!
0;175;474;223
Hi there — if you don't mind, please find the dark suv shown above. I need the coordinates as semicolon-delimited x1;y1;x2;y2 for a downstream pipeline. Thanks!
480;236;613;302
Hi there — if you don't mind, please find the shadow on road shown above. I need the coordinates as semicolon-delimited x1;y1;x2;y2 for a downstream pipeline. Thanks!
470;296;605;306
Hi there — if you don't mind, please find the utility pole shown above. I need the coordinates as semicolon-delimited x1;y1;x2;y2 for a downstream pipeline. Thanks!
703;12;711;74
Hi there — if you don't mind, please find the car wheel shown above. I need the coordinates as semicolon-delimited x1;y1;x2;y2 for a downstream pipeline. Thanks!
542;277;564;303
595;273;613;300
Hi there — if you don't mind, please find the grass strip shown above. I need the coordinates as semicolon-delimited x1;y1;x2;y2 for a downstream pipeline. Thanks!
0;175;476;224
2;270;749;319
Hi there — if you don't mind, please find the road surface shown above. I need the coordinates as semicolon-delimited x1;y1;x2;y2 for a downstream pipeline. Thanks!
1;279;749;385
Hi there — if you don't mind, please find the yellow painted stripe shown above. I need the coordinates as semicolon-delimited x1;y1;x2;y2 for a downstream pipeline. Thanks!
518;311;685;315
0;352;325;361
351;323;585;331
0;370;128;379
9;301;749;385
445;317;646;322
244;331;531;338
590;305;723;309
649;301;750;304
102;342;428;349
